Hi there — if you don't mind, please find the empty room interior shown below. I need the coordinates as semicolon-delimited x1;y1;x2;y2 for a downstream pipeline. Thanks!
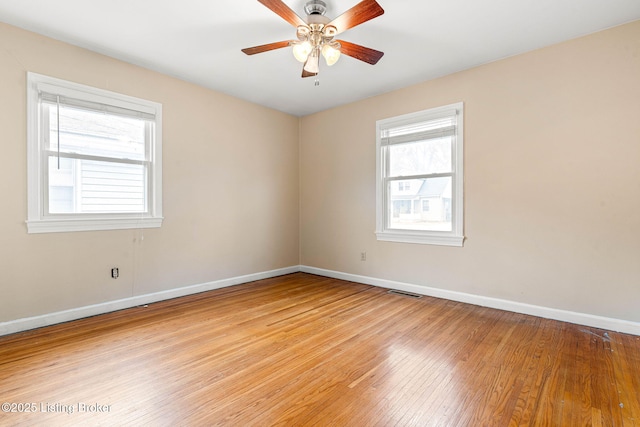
1;0;639;425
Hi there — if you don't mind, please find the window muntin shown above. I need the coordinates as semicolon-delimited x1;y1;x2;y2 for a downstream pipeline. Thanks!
376;103;463;246
27;73;163;233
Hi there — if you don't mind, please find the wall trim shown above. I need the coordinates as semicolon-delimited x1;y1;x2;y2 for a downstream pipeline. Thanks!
3;265;638;337
300;265;640;336
0;266;299;337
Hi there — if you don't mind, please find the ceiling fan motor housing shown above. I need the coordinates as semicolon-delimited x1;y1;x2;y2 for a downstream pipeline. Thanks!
304;0;327;16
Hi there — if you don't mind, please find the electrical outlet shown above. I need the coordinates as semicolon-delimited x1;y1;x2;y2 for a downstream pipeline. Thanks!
360;252;367;261
111;268;119;279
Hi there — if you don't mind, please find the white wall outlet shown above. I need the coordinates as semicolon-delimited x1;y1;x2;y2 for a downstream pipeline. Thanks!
360;252;367;261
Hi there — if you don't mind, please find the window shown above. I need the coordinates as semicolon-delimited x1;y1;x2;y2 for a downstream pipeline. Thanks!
27;73;163;233
376;103;464;246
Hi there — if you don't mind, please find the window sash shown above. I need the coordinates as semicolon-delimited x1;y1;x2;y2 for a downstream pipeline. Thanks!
43;153;151;217
41;99;152;162
387;136;454;178
383;173;455;231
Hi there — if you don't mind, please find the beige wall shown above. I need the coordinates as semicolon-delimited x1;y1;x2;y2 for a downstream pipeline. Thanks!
300;21;640;323
2;19;639;327
0;23;300;322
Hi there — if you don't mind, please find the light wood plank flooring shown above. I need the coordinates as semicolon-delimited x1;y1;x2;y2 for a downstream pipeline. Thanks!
1;273;638;426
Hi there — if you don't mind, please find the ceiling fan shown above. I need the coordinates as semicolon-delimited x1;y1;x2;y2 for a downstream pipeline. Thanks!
241;0;384;78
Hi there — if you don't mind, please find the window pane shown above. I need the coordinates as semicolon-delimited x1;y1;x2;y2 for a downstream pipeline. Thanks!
48;156;146;214
388;177;452;231
48;104;146;161
388;137;451;177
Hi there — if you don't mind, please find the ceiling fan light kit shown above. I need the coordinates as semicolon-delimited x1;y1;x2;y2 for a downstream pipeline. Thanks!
242;0;385;78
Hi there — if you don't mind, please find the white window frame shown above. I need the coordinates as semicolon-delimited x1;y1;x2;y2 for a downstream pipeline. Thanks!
375;102;464;247
26;72;163;233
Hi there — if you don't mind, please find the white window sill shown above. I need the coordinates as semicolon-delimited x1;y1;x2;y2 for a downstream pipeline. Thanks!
26;217;163;234
376;230;464;247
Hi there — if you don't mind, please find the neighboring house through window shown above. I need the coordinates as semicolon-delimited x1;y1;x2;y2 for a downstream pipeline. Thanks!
375;102;464;246
26;73;163;233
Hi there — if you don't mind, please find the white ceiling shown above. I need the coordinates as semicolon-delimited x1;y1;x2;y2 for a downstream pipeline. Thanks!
1;0;640;116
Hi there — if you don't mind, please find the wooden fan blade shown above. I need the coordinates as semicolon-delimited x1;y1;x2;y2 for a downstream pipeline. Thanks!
337;40;384;64
327;0;384;35
302;68;317;78
242;41;291;55
258;0;306;27
301;57;318;78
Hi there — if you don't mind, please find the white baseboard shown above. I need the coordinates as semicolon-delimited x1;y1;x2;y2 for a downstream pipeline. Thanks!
4;265;638;337
0;266;299;337
300;266;640;336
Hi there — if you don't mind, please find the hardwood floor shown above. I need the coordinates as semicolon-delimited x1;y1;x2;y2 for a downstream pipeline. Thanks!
0;273;638;426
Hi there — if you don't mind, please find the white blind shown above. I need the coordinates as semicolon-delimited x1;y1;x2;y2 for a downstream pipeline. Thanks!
37;81;157;121
40;92;156;121
381;109;458;146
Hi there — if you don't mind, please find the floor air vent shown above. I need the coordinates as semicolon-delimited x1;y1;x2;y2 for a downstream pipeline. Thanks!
387;290;422;299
